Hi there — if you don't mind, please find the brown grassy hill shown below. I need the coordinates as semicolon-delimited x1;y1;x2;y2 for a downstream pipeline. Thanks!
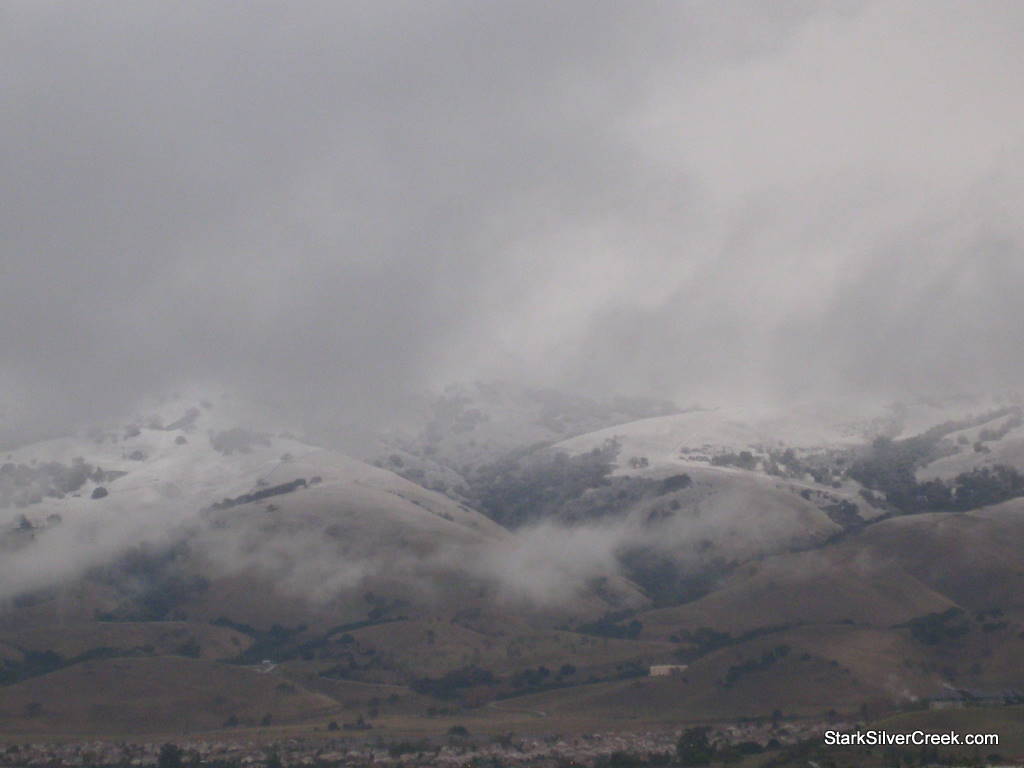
638;500;1024;641
0;656;336;735
0;620;251;661
179;502;643;634
170;450;645;632
493;617;1020;724
497;654;865;724
852;501;1024;609
341;619;677;678
5;403;1024;738
2;447;645;647
637;551;953;638
616;465;847;562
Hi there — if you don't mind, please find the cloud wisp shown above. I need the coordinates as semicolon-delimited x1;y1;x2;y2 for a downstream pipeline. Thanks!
2;2;1023;447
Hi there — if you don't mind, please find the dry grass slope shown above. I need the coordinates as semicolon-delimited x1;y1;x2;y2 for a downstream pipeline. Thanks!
0;656;336;735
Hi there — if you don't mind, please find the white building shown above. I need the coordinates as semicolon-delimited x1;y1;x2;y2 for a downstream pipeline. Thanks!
649;664;688;677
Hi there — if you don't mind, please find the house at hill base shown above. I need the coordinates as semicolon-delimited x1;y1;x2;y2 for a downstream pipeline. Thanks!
649;664;688;677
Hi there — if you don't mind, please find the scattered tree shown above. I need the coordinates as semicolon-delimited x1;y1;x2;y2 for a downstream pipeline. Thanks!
157;743;183;768
676;727;714;766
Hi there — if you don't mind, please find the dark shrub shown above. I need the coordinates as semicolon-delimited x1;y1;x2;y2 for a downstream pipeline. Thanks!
659;473;692;494
157;744;182;768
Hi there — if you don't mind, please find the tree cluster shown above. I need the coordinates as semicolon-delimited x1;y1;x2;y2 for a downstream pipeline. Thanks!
469;439;620;528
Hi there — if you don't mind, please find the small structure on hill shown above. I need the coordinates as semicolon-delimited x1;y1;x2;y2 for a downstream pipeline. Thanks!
649;664;688;677
929;687;1024;709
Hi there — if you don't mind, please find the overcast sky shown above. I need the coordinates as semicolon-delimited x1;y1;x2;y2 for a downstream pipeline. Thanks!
3;1;1023;444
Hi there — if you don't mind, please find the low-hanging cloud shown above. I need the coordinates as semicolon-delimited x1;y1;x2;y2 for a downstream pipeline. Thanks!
3;1;1024;449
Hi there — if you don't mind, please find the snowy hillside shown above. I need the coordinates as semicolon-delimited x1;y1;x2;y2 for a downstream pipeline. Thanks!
0;393;644;627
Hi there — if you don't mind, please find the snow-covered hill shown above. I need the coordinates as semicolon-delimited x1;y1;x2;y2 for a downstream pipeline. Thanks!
0;393;644;628
380;380;680;472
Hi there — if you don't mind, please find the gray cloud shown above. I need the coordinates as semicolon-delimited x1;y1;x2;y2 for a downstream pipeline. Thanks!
2;1;1023;446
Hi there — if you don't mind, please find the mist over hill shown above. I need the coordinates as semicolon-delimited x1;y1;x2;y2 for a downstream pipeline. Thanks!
4;2;1024;453
3;1;1024;761
3;385;1024;745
